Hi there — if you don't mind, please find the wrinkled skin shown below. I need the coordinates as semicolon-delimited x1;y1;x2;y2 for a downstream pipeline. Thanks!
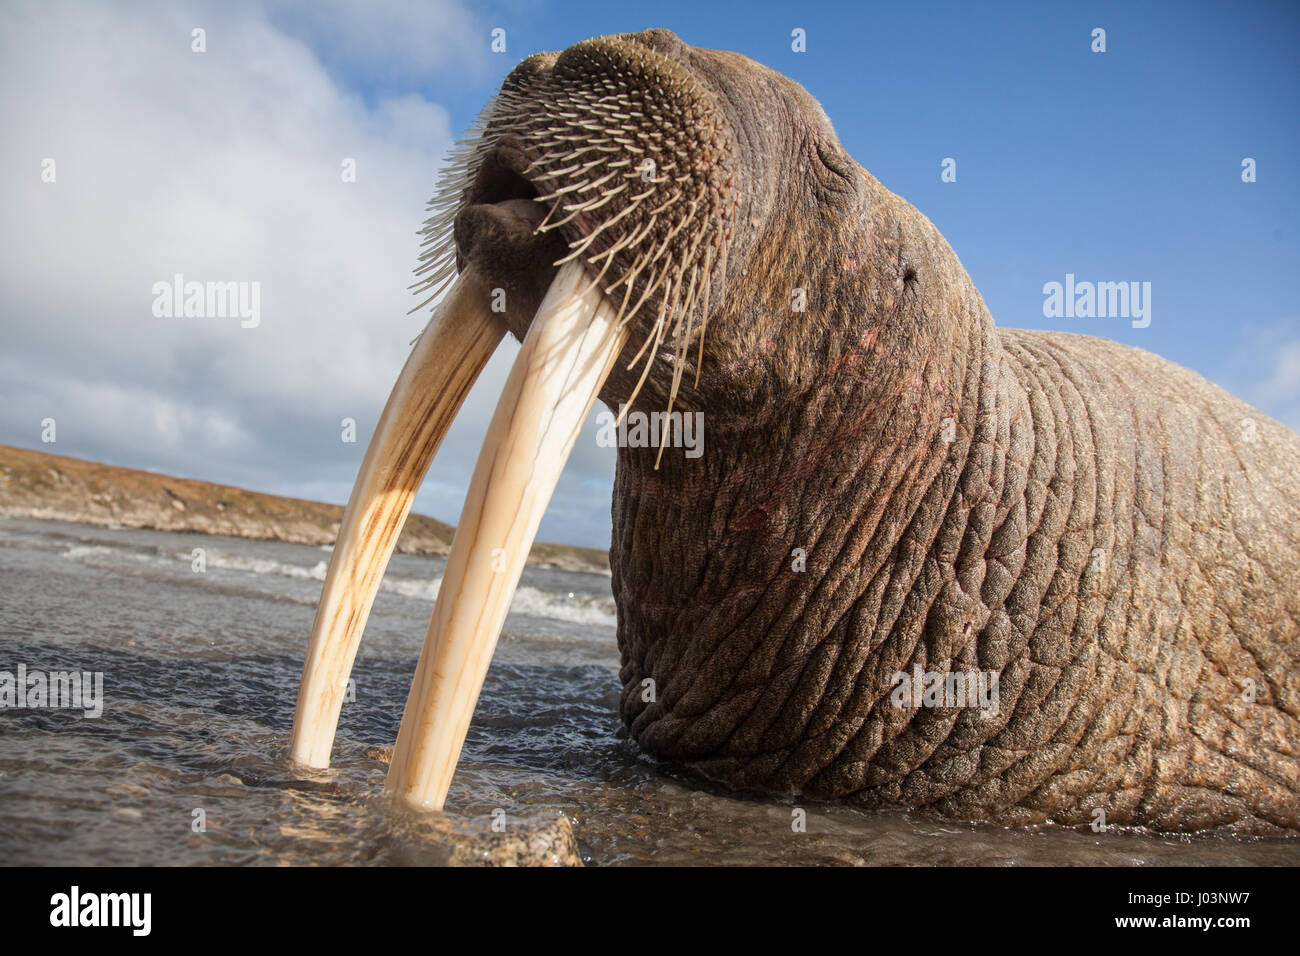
480;30;1300;832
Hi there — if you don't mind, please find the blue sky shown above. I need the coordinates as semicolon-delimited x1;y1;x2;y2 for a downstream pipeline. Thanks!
398;0;1300;379
1;0;1296;549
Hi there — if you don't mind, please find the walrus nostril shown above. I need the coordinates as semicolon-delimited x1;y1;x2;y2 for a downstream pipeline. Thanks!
470;164;538;207
452;146;549;271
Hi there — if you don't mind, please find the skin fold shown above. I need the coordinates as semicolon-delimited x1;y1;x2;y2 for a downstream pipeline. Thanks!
471;30;1300;832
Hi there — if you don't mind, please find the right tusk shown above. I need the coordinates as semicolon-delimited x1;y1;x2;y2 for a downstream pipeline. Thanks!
290;274;505;770
386;260;628;811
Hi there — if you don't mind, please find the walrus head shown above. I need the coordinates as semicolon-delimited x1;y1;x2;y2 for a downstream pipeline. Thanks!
288;28;988;810
419;26;897;420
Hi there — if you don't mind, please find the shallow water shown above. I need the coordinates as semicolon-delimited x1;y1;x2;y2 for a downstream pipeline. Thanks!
0;515;1295;866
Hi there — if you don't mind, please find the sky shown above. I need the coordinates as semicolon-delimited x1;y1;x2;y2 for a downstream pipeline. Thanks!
1;0;1296;549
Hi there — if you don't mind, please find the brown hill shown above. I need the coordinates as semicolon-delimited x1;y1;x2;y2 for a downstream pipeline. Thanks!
0;444;609;573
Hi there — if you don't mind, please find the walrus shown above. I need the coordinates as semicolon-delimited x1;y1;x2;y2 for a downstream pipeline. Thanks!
288;29;1300;834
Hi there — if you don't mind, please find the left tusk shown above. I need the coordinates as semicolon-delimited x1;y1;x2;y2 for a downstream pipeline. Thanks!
290;274;504;770
386;260;628;811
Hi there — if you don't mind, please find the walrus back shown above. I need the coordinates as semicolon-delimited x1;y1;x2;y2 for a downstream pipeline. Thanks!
993;326;1300;830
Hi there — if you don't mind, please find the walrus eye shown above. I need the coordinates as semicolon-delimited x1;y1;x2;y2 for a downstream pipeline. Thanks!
903;266;918;288
813;138;856;201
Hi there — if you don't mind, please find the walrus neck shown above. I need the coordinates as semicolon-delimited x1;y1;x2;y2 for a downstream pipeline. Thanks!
610;178;1039;779
635;173;1010;485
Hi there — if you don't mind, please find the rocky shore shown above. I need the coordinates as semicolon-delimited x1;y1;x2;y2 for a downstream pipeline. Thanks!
0;444;609;573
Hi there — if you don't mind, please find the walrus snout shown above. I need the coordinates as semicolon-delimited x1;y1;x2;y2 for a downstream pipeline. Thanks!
451;137;566;336
452;31;740;393
453;197;550;260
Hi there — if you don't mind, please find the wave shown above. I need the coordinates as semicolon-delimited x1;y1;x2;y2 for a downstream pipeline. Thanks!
373;576;615;626
511;586;617;627
58;540;615;627
379;575;439;601
61;544;157;564
60;544;118;561
201;553;329;580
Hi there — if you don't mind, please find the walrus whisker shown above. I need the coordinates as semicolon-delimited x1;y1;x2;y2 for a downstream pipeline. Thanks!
572;249;618;303
553;199;647;254
541;203;593;231
554;234;603;266
588;225;637;261
407;90;526;307
625;272;674;372
602;260;644;297
575;170;620;194
648;192;684;217
694;246;713;387
618;279;672;427
566;184;625;216
544;178;595;200
609;250;647;328
533;162;586;182
533;197;564;233
556;198;649;261
656;340;691;469
559;193;609;214
619;261;673;340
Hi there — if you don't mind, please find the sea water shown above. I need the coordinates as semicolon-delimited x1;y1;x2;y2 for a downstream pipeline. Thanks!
0;516;1294;865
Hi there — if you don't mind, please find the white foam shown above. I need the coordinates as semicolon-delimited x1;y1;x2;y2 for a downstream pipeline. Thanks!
510;585;617;627
379;575;441;601
60;541;618;628
372;576;614;626
197;553;328;580
60;545;115;560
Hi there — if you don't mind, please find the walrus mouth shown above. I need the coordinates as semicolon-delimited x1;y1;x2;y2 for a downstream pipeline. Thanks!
289;33;736;810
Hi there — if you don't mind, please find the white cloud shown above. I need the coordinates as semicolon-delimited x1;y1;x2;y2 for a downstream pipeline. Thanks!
264;0;490;87
1219;319;1300;434
0;0;617;548
1257;341;1300;400
1253;338;1300;432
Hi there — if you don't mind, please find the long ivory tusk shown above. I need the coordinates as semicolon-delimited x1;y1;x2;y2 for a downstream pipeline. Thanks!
290;276;504;769
386;260;627;810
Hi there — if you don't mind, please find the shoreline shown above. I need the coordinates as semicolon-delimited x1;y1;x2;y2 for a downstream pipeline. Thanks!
0;443;609;574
